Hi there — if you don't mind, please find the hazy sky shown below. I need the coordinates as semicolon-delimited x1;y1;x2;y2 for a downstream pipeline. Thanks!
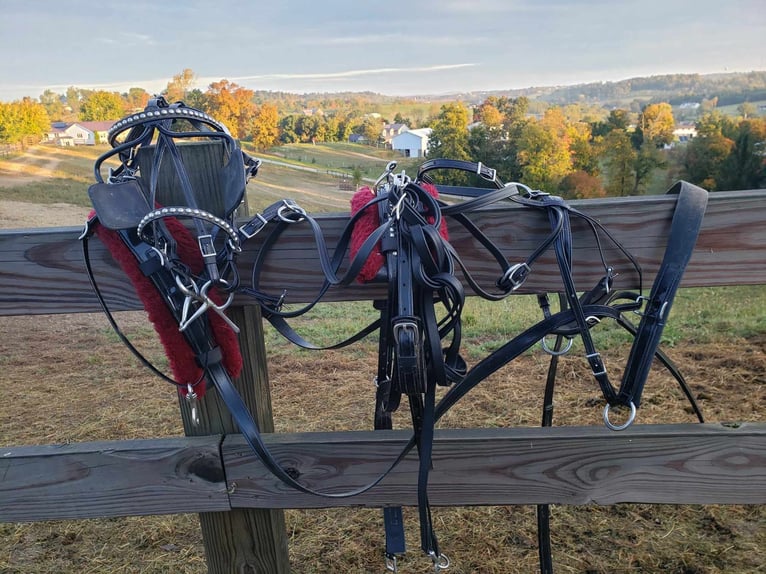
1;0;764;101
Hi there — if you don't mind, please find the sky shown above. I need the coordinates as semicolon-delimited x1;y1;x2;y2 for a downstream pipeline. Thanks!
1;0;764;102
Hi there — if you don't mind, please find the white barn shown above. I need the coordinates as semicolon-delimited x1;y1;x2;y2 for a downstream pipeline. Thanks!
392;128;432;158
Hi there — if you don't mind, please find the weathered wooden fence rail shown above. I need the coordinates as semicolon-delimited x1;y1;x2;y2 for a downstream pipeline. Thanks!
1;188;766;573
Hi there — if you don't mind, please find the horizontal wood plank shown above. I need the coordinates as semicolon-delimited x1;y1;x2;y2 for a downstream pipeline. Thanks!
0;436;229;522
1;190;764;316
3;424;763;523
222;423;766;508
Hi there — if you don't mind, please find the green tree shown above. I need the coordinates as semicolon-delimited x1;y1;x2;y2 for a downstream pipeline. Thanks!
632;144;666;194
567;121;598;175
65;86;82;118
279;114;299;143
516;110;572;190
636;102;675;148
683;132;734;190
718;118;766;190
79;91;124;121
591;109;631;138
427;102;470;160
602;130;636;196
39;90;65;121
0;98;50;146
737;102;758;120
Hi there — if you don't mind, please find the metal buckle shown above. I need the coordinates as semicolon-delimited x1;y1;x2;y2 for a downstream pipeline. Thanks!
238;213;268;239
476;161;497;184
500;262;530;291
385;553;398;572
586;351;607;377
392;321;419;345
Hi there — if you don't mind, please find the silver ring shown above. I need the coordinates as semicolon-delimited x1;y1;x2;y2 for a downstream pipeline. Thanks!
603;401;637;431
540;335;574;356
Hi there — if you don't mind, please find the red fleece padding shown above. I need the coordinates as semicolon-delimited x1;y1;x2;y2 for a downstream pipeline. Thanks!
349;183;448;283
93;215;243;397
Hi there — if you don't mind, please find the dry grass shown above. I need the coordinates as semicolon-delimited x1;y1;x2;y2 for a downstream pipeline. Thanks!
1;308;764;574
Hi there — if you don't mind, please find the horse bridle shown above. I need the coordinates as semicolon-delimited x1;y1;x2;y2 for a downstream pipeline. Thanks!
82;101;709;573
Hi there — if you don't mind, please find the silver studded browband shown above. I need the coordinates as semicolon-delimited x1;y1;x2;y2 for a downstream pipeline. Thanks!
136;207;241;251
108;107;229;143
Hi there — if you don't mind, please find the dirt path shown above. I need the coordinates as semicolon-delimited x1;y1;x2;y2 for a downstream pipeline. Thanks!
0;146;63;186
0;199;90;228
0;147;89;228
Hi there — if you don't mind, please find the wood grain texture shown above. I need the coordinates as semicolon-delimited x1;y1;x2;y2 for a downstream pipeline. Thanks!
223;423;766;509
3;424;762;524
0;436;228;522
179;305;290;574
1;190;764;315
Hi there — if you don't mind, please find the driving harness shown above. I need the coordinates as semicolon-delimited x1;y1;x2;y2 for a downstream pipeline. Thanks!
82;99;708;573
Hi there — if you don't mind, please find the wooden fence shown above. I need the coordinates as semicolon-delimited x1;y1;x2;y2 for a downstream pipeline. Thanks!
1;189;766;573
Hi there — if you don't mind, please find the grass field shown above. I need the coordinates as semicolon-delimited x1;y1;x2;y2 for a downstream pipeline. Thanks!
0;145;764;573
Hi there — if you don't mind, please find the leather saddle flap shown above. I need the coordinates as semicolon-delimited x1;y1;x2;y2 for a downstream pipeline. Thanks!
88;179;152;230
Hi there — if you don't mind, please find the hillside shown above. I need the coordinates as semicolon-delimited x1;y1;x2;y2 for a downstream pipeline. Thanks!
253;70;766;112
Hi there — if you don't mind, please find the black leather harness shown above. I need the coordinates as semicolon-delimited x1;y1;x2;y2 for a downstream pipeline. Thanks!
82;101;709;573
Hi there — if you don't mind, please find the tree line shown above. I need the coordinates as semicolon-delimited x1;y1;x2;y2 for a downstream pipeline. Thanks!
1;69;764;194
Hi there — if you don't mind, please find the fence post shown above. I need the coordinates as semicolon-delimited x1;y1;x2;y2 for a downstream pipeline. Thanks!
140;142;291;573
178;305;290;574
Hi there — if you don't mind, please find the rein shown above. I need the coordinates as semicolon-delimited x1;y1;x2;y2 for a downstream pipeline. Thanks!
82;100;708;573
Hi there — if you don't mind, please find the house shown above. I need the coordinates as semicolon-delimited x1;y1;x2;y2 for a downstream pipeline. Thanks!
45;121;115;146
673;123;698;143
381;123;408;144
391;128;432;158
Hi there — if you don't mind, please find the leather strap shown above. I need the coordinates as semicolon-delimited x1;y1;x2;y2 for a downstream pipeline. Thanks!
617;181;708;408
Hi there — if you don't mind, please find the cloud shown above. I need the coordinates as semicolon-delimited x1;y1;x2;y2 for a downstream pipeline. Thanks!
96;32;157;47
219;63;478;84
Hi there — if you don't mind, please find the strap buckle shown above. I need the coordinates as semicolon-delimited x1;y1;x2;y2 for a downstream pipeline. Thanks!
498;262;530;291
476;160;497;184
392;319;425;394
238;213;269;240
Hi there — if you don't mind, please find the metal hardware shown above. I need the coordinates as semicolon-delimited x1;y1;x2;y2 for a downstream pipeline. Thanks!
238;213;268;239
185;383;200;426
428;551;450;572
540;335;574;356
603;401;637;431
277;199;307;223
500;262;531;291
585;351;607;377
